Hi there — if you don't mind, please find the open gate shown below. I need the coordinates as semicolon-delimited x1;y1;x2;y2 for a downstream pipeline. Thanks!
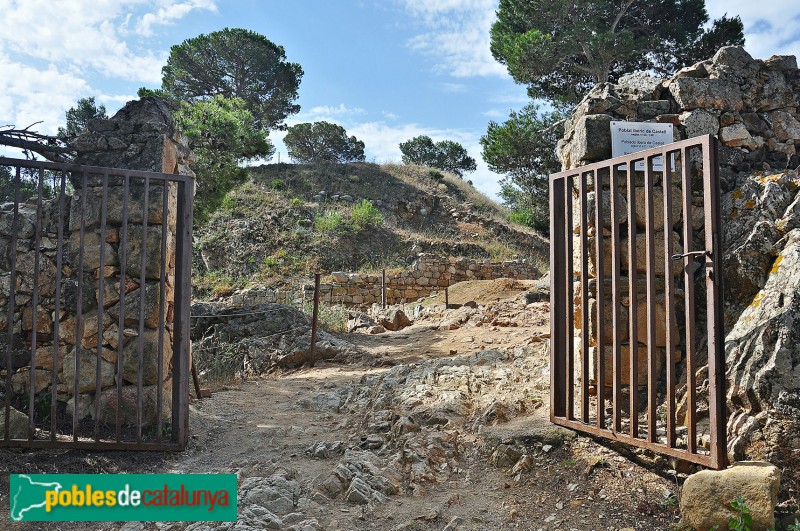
0;156;193;450
549;135;727;469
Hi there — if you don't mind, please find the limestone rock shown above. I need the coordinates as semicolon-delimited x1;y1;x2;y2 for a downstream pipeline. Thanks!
633;185;683;231
121;329;173;385
570;114;613;164
125;224;175;280
572;189;628;231
726;229;800;432
62;348;116;393
92;383;172;427
669;78;743;111
680;109;719;138
0;405;29;439
379;308;412;331
679;462;780;531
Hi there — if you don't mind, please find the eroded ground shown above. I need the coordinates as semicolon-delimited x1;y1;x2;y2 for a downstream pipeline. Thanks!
1;280;683;531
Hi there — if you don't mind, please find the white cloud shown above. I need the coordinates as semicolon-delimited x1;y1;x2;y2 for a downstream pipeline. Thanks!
0;0;215;138
137;0;217;36
705;1;800;60
440;82;467;93
382;111;401;121
0;54;93;135
304;104;366;118
482;108;506;119
399;0;508;78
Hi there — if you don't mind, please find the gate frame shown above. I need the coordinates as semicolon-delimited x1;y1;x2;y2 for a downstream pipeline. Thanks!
0;156;193;451
549;135;727;469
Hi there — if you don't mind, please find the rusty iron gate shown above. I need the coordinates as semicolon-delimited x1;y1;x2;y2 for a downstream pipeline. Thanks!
0;156;193;450
549;135;726;469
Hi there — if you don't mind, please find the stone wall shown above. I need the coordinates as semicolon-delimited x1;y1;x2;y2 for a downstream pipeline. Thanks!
0;98;192;431
225;254;539;309
559;46;800;460
314;254;538;307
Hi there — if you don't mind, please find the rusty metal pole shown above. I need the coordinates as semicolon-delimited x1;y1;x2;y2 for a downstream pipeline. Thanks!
445;286;449;308
381;269;386;308
309;272;321;367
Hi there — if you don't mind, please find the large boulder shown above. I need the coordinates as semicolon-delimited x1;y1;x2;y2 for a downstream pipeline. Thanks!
680;462;780;531
378;308;412;332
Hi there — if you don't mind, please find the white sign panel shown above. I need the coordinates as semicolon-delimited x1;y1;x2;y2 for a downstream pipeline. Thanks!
610;121;674;171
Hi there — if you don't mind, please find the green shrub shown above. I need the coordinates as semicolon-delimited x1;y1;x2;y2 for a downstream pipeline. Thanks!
315;211;347;234
427;169;444;180
509;207;548;231
351;199;383;231
270;178;285;190
290;197;302;207
220;193;236;210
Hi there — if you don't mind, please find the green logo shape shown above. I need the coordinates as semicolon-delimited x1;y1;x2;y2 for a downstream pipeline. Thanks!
9;474;237;522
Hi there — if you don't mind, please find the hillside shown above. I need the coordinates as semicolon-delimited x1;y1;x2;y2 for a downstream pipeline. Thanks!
193;162;548;298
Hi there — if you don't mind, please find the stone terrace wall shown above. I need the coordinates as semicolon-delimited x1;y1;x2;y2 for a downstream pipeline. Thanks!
317;254;538;307
225;255;539;309
0;98;192;429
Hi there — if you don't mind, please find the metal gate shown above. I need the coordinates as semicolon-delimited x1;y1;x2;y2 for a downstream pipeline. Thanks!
549;135;726;469
0;156;193;450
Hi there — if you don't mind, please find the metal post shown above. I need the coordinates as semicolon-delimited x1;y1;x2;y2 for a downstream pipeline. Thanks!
381;269;386;308
445;286;449;308
309;273;321;367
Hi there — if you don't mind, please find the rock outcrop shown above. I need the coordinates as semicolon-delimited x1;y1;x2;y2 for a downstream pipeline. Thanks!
190;302;361;374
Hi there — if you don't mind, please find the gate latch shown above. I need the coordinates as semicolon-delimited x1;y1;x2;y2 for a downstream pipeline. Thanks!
671;250;709;261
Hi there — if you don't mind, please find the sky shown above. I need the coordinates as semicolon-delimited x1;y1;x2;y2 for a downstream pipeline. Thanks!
1;0;800;201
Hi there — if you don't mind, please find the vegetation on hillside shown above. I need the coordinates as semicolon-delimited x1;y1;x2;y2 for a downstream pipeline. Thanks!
284;121;366;163
399;136;477;177
192;162;548;299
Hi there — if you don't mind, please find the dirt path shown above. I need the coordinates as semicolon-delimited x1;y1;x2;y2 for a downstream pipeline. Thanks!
1;282;682;531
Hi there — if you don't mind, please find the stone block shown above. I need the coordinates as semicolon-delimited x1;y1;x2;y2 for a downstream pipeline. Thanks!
10;368;52;394
92;383;172;428
22;307;52;334
680;110;720;138
634;186;683;231
63;348;117;394
635;293;680;348
125;224;175;280
571;114;613;163
577;297;630;345
669;78;743;111
0;405;29;439
121;329;173;386
34;344;69;371
588;344;664;387
68;231;119;272
720;123;756;148
107;282;167;330
680;462;780;531
628;230;683;276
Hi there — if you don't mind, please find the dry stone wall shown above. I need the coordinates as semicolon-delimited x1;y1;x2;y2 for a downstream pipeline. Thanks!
559;46;800;460
315;255;539;307
0;98;191;431
225;255;539;309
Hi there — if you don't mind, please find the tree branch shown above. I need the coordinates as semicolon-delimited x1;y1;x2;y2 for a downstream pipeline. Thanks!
611;0;636;33
0;124;74;162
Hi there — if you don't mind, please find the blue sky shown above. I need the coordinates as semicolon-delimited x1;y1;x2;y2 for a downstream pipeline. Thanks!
2;0;800;200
